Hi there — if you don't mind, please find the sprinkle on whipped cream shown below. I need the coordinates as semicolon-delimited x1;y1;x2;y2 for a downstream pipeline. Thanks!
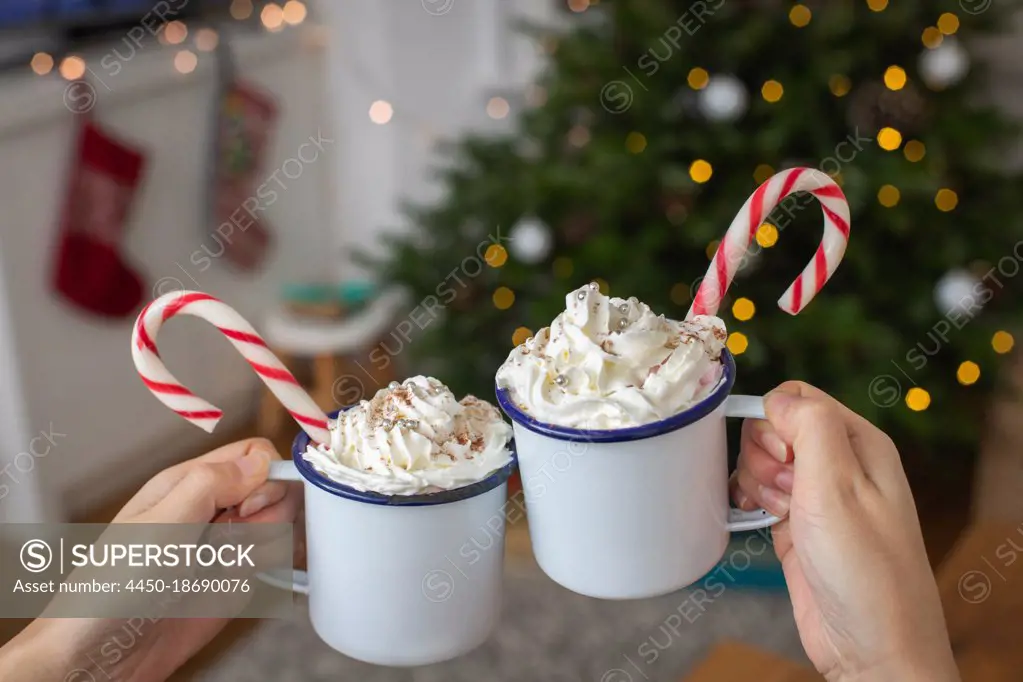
303;376;513;495
495;284;728;429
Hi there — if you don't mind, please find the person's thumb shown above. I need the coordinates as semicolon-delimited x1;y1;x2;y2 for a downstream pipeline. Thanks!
765;385;862;487
145;448;273;523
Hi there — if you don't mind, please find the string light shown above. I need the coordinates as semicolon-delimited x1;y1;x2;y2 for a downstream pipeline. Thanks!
906;387;931;411
526;85;548;107
935;188;958;212
706;240;720;260
512;327;533;346
789;5;811;27
829;74;851;97
261;3;284;31
163;20;187;45
937;12;959;35
922;27;943;49
30;52;53;75
568;125;591;147
992;331;1015;354
174;50;198;74
195;28;219;51
866;0;888;10
957;361;980;385
884;66;907;91
283;0;307;25
761;80;784;103
732;298;755;321
485;244;508;267
487;97;510;119
877;184;900;207
493;287;515;310
670;282;690;305
369;100;393;124
756;223;779;247
553;257;574;279
903;140;926;162
877;127;902;151
689;160;713;183
59;56;86;81
626;132;647;154
230;0;253;19
687;68;709;90
727;332;749;355
754;164;774;184
568;0;590;11
666;202;687;225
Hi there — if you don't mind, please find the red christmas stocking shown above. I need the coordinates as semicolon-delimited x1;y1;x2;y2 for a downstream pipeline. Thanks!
52;121;147;318
211;82;277;270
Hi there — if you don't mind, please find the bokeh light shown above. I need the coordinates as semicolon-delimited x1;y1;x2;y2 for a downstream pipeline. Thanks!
957;361;980;386
935;188;958;212
485;244;508;267
689;160;713;183
756;223;779;247
727;332;749;355
877;184;900;207
761;80;784;103
493;287;515;310
992;331;1014;354
732;298;756;321
877;127;903;151
906;387;931;411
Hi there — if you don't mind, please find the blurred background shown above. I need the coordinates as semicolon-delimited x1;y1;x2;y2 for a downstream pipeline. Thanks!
1;0;1022;680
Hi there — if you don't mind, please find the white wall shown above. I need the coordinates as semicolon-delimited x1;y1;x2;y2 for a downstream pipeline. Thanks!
0;28;331;516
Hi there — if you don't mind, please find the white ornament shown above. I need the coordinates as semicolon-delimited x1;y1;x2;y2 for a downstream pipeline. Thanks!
509;217;553;264
934;269;981;316
919;39;969;89
698;74;748;122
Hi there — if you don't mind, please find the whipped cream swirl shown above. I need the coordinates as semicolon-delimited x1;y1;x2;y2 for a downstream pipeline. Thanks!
495;284;728;429
303;376;513;495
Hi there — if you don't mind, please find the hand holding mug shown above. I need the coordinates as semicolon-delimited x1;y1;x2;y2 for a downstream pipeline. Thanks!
0;439;301;682
732;382;959;682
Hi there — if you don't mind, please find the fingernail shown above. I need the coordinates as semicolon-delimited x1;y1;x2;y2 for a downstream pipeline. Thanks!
237;449;270;478
759;485;790;517
239;493;269;518
734;488;750;509
758;430;789;462
774;468;794;494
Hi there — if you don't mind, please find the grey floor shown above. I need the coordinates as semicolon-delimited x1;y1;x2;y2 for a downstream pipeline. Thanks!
196;559;807;682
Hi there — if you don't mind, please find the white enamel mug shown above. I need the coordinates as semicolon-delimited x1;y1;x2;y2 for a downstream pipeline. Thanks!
495;350;781;600
263;411;518;667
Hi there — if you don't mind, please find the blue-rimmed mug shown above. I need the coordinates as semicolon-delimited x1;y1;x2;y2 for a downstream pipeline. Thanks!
264;409;518;666
495;350;780;600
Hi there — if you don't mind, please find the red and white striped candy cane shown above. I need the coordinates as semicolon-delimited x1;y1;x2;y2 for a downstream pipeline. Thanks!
132;291;331;444
688;167;850;319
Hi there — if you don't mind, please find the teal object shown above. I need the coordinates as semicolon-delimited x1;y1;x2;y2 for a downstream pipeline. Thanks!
698;530;788;591
282;281;376;307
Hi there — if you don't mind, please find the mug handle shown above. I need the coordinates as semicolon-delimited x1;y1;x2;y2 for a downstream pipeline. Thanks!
257;460;310;594
723;395;785;532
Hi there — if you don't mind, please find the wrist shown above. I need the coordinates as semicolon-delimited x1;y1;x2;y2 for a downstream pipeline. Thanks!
832;658;960;682
0;621;77;682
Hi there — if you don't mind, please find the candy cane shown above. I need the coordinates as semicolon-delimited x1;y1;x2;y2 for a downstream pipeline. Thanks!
132;291;331;444
688;167;850;319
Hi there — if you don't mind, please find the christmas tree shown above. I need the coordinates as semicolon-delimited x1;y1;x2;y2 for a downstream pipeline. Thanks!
371;0;1023;476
